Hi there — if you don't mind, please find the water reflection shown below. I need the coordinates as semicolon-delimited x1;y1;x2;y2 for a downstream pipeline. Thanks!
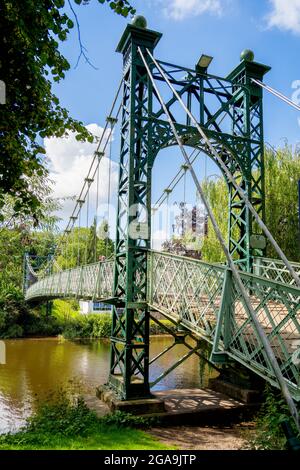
0;336;213;433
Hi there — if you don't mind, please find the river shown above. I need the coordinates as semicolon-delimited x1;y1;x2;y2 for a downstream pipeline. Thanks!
0;336;214;434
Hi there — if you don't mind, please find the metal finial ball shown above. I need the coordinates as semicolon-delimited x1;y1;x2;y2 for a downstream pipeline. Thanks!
132;15;147;29
240;49;255;62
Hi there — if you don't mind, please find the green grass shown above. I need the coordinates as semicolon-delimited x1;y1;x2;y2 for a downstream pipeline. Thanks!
0;427;170;450
0;391;173;451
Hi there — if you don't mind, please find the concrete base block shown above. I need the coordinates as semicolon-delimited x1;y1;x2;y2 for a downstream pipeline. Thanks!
94;387;259;425
209;378;263;404
96;385;166;415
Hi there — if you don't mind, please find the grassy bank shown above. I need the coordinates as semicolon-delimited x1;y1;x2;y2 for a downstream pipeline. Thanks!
0;299;177;339
0;391;172;450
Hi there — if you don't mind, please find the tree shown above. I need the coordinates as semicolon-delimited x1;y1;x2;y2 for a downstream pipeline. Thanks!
0;0;135;220
200;146;300;264
56;219;114;269
200;178;228;263
163;203;206;259
0;172;63;231
264;145;300;262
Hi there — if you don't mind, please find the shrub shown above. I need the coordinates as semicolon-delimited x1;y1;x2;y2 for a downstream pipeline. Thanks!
101;410;158;428
246;386;300;450
0;281;28;338
0;390;159;449
150;319;177;335
0;390;100;447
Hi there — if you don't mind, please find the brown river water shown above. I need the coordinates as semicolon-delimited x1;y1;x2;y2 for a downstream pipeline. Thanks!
0;336;212;434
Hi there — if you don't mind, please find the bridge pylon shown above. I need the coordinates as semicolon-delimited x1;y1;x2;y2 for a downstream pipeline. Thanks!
108;17;270;400
109;19;162;399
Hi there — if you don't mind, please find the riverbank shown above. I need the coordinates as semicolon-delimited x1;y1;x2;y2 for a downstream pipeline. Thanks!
0;386;254;451
1;336;208;434
0;392;173;450
0;299;178;340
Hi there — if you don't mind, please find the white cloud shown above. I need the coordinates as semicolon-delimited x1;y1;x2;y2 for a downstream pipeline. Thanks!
45;124;119;227
163;0;222;21
267;0;300;34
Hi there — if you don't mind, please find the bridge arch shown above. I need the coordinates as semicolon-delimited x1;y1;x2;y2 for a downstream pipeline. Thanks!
150;126;251;265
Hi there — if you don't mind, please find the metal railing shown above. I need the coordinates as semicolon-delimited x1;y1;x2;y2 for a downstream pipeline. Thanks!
25;260;114;301
25;252;300;399
253;257;300;286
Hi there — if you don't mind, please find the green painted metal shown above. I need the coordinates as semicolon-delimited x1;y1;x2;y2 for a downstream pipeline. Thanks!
253;256;300;286
25;251;300;400
108;21;271;399
26;22;292;403
147;251;300;400
109;24;162;399
25;260;114;301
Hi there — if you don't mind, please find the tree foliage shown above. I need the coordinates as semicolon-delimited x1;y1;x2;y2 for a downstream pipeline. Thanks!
201;178;228;263
56;221;114;269
264;146;300;261
200;146;300;263
0;0;135;219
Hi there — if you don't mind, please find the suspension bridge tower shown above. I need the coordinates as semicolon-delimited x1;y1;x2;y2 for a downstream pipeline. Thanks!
108;16;271;400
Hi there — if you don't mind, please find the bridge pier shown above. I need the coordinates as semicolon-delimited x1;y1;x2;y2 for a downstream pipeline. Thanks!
209;364;265;404
96;384;166;415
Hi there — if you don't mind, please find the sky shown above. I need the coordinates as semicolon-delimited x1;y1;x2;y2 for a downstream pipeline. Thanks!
47;0;300;244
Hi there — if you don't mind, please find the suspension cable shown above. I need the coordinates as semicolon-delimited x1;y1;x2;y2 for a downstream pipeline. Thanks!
77;204;82;265
85;180;91;265
54;102;121;266
106;118;115;257
55;78;123;260
252;78;300;112
153;149;200;211
146;48;300;288
182;164;188;236
95;158;100;263
138;46;300;432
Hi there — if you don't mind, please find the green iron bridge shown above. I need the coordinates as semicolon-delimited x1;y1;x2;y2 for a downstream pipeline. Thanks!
25;252;300;401
24;17;300;429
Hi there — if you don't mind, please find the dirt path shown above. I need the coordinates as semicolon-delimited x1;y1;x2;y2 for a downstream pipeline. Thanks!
149;423;255;450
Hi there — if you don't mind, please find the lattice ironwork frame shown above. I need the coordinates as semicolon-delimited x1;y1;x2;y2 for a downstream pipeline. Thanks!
110;23;271;399
148;251;300;400
253;257;300;287
109;25;162;399
149;58;270;270
25;249;300;400
25;260;114;302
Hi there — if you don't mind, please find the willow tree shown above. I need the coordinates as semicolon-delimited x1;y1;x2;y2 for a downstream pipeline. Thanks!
201;145;300;263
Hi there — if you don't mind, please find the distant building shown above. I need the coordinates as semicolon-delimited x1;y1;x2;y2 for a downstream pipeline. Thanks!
79;300;112;315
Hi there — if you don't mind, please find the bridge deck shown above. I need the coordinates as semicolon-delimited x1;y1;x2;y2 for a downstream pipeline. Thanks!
25;252;300;400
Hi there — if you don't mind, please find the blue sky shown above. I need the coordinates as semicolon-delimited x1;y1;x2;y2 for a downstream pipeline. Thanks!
48;0;300;239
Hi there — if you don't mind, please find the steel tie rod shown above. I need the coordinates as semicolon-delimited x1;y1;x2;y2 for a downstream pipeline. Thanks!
252;78;300;112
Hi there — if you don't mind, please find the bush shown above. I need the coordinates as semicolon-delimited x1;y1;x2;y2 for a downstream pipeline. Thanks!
0;281;28;338
0;390;99;447
150;319;177;335
0;292;179;340
101;410;158;428
246;386;300;450
0;389;158;450
24;310;63;337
